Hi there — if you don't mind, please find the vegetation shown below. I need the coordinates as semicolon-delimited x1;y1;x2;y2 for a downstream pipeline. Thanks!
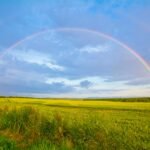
0;97;150;150
0;96;150;102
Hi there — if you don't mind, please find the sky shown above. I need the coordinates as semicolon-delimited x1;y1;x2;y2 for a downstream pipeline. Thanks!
0;0;150;97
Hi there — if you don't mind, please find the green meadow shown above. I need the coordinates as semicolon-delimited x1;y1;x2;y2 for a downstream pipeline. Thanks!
0;97;150;150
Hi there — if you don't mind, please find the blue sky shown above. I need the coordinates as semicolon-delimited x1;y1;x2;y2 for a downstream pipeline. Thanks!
0;0;150;97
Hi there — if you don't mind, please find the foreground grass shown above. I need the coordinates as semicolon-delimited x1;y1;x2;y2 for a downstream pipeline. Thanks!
0;97;150;150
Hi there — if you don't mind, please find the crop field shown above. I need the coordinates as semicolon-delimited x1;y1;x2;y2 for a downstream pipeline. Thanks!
0;97;150;150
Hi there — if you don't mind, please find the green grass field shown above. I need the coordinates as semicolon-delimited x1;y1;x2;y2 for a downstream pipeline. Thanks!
0;97;150;150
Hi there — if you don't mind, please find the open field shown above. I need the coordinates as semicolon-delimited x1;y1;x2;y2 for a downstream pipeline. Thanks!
0;97;150;150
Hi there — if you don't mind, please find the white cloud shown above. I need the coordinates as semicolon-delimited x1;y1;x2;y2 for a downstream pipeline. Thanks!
46;77;82;86
46;76;123;89
78;44;110;53
7;49;65;71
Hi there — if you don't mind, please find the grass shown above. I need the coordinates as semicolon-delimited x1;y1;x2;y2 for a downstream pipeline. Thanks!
0;135;17;150
0;97;150;149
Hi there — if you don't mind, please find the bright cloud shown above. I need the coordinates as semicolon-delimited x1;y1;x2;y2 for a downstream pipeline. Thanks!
7;49;65;71
78;44;110;53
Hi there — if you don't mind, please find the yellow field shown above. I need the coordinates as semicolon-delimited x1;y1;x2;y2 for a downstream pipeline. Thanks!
0;97;150;150
1;97;150;110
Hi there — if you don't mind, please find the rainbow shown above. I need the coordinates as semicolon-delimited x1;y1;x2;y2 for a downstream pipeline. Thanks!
1;27;150;73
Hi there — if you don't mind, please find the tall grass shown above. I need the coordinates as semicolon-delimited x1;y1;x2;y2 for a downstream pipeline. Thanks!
0;105;149;150
0;107;111;149
0;136;17;150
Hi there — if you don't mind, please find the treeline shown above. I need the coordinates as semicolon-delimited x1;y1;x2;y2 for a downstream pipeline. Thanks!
83;97;150;102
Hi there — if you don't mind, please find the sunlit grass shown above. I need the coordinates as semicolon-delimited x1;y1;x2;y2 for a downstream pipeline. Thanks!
0;97;150;149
